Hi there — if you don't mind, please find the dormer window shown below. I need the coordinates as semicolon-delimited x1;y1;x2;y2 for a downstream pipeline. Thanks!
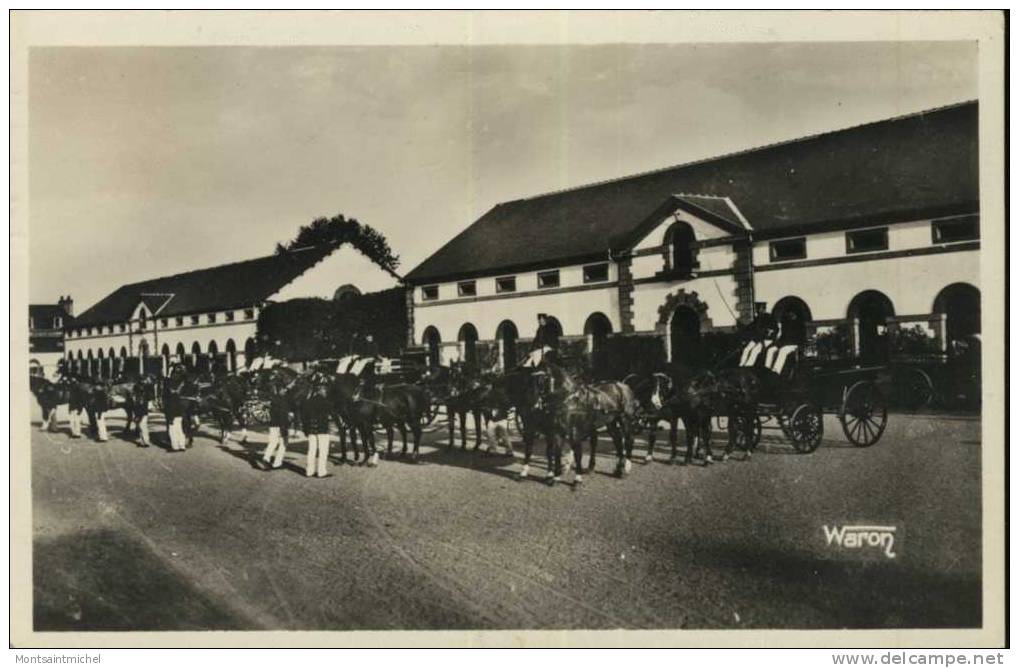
665;222;697;278
139;311;147;330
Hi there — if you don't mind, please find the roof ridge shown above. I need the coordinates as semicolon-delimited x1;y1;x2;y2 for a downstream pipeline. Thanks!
503;99;977;204
119;245;324;288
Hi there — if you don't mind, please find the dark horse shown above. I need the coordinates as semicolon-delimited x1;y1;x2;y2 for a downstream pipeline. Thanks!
420;364;486;450
105;373;159;446
625;365;717;465
550;363;641;483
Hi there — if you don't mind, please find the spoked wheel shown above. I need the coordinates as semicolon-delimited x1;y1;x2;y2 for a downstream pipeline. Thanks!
840;380;888;447
902;368;937;411
788;403;824;453
730;413;762;451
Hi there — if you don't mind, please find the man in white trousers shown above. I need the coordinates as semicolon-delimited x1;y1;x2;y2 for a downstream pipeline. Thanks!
259;380;291;470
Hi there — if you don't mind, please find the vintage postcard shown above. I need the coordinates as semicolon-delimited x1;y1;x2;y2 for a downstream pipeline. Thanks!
9;10;1007;648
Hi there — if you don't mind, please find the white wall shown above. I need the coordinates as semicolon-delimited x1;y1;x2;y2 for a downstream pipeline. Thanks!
413;284;620;345
755;248;980;321
270;245;398;301
631;275;742;332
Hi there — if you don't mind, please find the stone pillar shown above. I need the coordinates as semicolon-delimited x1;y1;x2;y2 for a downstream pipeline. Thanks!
405;286;416;349
849;317;861;359
732;240;756;324
932;312;948;353
617;257;635;334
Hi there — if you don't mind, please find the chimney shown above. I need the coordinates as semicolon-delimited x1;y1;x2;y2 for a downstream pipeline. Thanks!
58;295;74;316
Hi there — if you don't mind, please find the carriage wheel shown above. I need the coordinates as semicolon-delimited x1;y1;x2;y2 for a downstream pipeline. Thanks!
731;414;762;451
840;381;888;447
788;403;824;453
902;368;937;411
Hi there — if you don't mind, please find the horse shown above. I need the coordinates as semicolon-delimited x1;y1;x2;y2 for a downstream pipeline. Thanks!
192;371;254;444
625;365;716;465
105;373;159;446
29;374;70;433
495;366;558;481
162;363;204;450
420;365;486;450
549;364;641;483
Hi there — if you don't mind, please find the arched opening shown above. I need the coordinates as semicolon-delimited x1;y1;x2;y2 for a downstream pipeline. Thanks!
422;326;441;367
669;305;702;366
848;290;895;362
933;283;981;345
457;323;479;369
333;284;362;302
244;337;257;367
175;342;186;363
208;340;219;355
97;348;107;379
772;296;812;346
584;312;613;375
495;320;519;369
138;339;149;358
190;341;202;370
544;315;564;339
225;339;237;371
665;221;696;278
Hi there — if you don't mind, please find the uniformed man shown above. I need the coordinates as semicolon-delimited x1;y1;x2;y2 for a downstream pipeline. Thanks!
739;303;778;368
524;314;559;367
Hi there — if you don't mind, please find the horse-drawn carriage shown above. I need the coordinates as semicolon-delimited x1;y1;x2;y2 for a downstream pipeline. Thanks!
735;356;889;454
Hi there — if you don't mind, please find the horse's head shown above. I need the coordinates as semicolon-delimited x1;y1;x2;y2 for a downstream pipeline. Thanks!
650;372;674;410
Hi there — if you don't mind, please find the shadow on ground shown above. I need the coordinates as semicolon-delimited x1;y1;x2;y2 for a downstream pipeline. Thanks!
34;528;249;631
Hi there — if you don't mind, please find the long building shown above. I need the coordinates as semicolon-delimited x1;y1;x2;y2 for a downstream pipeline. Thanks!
404;101;981;371
64;244;398;377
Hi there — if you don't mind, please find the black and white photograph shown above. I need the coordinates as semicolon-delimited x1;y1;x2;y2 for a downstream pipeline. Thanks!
10;10;1006;649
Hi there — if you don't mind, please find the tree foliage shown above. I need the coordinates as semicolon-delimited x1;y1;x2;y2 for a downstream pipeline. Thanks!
256;288;408;361
275;213;400;276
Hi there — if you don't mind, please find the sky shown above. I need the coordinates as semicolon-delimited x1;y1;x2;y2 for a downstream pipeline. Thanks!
28;41;977;311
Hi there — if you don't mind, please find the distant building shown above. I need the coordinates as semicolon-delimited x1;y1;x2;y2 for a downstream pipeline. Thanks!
405;102;981;371
64;244;398;377
29;296;74;378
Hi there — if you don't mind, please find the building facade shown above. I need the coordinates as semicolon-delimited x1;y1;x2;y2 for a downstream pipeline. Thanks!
405;102;981;371
65;244;398;377
29;296;75;378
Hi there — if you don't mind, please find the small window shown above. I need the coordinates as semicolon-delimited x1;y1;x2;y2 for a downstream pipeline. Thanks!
244;308;255;320
190;315;200;325
769;237;807;262
225;311;235;322
421;285;439;301
207;313;217;324
583;263;609;284
54;316;62;329
846;227;888;254
457;281;477;297
537;270;561;289
160;318;168;328
175;316;184;327
932;217;979;244
496;276;517;293
118;324;126;333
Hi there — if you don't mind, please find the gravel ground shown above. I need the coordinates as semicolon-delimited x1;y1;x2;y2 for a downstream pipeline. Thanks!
30;402;982;631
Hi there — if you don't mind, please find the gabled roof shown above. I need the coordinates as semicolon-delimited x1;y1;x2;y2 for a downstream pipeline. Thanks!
406;101;978;284
74;245;333;327
138;293;174;315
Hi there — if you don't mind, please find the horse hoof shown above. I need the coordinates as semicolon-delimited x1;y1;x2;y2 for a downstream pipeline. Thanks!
721;453;729;462
624;459;632;474
704;457;714;466
644;454;653;464
574;475;583;485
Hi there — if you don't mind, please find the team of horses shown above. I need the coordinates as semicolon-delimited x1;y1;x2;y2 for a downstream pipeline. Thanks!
30;349;774;486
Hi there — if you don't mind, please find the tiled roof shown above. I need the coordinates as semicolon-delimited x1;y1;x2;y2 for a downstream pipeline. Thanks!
406;101;978;283
74;245;333;327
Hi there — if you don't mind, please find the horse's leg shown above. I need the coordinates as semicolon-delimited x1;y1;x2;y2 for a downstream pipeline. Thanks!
518;418;533;480
399;422;408;457
336;415;348;462
138;410;151;447
572;429;585;485
459;410;468;450
96;410;109;442
546;429;559;484
472;410;482;451
447;404;455;448
702;415;714;465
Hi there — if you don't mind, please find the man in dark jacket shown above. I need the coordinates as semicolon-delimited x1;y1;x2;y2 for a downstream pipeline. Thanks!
525;314;559;367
